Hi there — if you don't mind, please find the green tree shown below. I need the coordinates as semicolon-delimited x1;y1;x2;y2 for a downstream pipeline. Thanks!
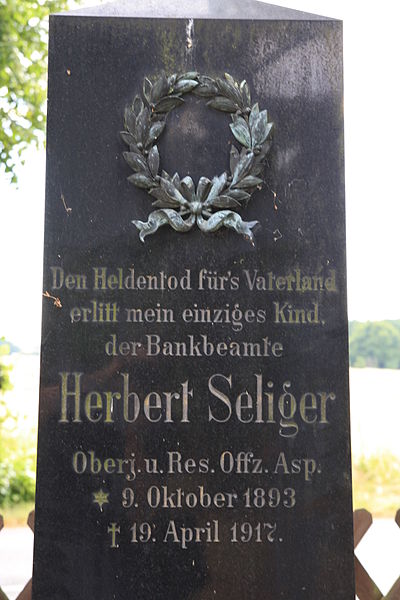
0;0;72;182
349;320;400;369
0;340;12;398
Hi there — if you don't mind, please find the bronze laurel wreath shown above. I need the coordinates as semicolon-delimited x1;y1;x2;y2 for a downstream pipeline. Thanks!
121;71;273;243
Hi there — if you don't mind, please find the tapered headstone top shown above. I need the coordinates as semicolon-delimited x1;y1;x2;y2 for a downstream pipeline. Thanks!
60;0;334;20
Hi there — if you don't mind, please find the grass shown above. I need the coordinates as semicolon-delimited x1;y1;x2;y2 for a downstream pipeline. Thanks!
352;452;400;518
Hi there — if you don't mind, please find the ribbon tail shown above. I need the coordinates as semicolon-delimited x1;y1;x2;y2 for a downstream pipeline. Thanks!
197;212;258;243
132;210;195;242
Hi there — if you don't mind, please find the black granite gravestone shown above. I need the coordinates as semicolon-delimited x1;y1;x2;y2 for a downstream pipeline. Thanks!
33;1;354;598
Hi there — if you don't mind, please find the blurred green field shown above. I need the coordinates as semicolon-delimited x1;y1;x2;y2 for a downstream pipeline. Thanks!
1;502;35;527
0;352;37;524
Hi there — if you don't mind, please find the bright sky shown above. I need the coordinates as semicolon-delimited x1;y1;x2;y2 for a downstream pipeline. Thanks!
0;0;399;352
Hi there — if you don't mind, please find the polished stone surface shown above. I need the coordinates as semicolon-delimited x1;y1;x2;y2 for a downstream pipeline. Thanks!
32;3;354;599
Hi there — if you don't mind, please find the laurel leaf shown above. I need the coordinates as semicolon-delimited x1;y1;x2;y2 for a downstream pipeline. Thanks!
232;151;254;185
196;177;211;202
224;72;236;87
193;85;217;98
233;175;263;189
216;77;242;105
240;80;251;106
249;103;260;131
151;199;181;208
227;189;251;202
150;187;181;208
120;131;136;147
133;95;143;116
123;151;148;173
230;116;251;148
251;110;273;147
154;95;185;113
171;172;180;188
127;173;154;189
136;106;150;145
151;72;169;103
143;77;152;104
229;145;240;174
180;176;196;201
167;74;177;88
146;121;166;147
209;195;241;209
207;96;237;113
198;75;216;86
179;71;199;80
193;76;218;97
124;106;137;136
205;172;228;206
160;177;188;206
174;79;199;94
148;146;160;178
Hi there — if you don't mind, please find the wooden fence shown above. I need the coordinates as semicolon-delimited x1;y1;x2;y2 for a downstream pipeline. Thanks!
0;509;399;599
354;509;400;599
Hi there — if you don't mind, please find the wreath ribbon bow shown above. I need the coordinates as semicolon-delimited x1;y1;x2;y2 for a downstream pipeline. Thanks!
121;72;273;243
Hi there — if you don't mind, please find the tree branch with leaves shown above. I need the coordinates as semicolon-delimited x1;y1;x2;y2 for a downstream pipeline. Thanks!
0;0;73;183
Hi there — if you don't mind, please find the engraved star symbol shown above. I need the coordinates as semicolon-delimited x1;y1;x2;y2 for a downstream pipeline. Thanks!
92;488;110;511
